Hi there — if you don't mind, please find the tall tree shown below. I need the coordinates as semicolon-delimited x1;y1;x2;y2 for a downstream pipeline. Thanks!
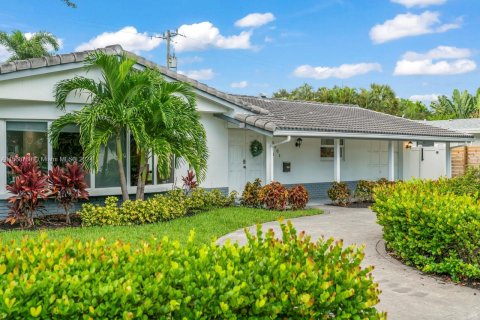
430;89;477;119
132;69;208;200
0;30;59;61
50;52;151;201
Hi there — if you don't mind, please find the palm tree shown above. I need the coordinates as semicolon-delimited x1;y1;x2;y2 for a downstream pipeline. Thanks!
0;30;60;61
50;51;151;201
431;89;476;119
133;69;208;200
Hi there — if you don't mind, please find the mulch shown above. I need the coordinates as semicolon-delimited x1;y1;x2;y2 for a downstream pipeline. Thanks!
0;214;82;231
325;201;374;208
386;247;480;291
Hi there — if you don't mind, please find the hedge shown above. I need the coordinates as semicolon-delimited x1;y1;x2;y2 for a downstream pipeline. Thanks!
79;188;236;227
373;180;480;281
0;221;384;319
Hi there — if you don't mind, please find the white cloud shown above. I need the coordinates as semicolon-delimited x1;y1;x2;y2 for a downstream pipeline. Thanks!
175;22;252;52
0;45;10;62
75;26;162;53
394;59;476;75
394;46;476;75
391;0;446;8
235;12;276;28
402;46;472;60
178;68;214;80
264;36;274;43
370;11;461;44
293;63;382;80
409;94;439;102
230;80;248;88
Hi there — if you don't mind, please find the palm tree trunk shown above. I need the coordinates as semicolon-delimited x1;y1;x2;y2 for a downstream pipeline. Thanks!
135;150;146;200
140;152;149;200
115;135;129;202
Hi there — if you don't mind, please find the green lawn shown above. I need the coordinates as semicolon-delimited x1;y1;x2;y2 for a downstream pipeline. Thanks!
0;207;321;245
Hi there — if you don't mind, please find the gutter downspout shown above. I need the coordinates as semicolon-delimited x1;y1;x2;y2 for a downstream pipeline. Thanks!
270;136;291;182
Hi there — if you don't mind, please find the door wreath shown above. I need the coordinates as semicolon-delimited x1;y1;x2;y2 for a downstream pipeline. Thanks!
250;140;263;157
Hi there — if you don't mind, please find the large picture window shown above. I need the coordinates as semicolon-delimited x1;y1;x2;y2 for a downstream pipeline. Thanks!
6;121;48;174
320;139;345;160
94;135;126;188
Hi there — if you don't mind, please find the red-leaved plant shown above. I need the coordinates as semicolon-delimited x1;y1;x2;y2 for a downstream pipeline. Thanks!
288;185;309;210
259;181;289;210
182;170;198;194
4;154;49;227
48;162;89;224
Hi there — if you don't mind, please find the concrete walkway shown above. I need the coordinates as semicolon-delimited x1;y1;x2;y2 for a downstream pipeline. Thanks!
217;206;480;320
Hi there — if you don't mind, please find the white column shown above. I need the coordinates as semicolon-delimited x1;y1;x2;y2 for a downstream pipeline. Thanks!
388;140;395;181
0;120;6;193
445;142;451;178
265;136;274;182
334;138;341;182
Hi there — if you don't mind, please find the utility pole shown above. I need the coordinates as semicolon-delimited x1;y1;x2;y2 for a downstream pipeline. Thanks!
152;29;185;70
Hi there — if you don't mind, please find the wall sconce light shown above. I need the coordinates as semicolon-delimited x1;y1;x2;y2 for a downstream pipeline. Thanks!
405;141;413;149
295;138;303;148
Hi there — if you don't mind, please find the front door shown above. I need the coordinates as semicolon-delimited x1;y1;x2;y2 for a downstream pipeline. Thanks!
228;129;266;193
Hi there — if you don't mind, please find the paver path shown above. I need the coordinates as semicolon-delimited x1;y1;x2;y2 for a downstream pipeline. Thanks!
217;206;480;320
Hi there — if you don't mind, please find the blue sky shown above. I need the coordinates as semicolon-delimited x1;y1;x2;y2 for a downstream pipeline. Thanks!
1;0;478;102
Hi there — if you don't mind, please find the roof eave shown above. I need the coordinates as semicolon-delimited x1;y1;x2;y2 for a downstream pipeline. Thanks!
273;130;473;142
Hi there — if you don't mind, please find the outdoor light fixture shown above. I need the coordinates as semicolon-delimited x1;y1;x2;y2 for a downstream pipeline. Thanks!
405;141;413;149
295;138;303;148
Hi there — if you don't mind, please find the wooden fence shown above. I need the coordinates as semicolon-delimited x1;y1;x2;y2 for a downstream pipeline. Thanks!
451;146;480;177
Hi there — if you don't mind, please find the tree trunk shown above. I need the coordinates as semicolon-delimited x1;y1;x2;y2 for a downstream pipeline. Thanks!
140;152;148;200
116;135;129;202
135;150;146;200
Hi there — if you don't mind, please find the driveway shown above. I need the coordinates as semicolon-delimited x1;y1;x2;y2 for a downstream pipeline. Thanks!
217;206;480;320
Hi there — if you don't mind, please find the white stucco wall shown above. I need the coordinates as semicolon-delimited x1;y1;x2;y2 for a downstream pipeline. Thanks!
0;64;232;198
272;137;400;184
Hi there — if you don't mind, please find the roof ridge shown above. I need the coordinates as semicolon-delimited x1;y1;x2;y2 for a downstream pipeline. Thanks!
231;94;360;108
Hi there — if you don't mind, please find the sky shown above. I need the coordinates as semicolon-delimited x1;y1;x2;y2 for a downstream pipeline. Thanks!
0;0;479;102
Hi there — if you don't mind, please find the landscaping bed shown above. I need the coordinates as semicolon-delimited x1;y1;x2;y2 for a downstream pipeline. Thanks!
372;176;480;288
0;213;82;231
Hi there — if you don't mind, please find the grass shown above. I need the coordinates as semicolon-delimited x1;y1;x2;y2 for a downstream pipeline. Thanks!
0;207;322;245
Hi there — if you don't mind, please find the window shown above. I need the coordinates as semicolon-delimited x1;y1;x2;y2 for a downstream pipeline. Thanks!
94;135;127;188
130;137;153;186
6;122;48;177
52;125;90;186
156;156;174;184
320;139;345;160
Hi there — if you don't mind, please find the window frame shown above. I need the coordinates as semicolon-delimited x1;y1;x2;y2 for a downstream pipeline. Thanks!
0;119;174;199
320;138;345;161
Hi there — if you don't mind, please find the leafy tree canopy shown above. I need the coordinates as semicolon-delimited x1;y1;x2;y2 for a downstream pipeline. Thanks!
0;30;60;61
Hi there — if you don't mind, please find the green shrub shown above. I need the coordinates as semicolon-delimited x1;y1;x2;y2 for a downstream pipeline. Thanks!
354;180;376;202
327;182;351;206
0;221;384;319
260;181;289;210
288;185;309;210
373;180;480;281
241;178;263;207
79;188;235;227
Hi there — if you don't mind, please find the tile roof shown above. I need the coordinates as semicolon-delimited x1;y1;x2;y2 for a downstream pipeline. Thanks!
0;45;472;141
423;119;480;133
232;95;473;140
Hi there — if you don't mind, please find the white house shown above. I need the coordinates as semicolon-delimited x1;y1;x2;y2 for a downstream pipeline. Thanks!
0;45;473;214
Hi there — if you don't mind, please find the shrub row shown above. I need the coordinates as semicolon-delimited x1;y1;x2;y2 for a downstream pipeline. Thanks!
80;188;236;227
327;178;395;206
372;179;480;282
241;179;309;210
0;221;384;319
